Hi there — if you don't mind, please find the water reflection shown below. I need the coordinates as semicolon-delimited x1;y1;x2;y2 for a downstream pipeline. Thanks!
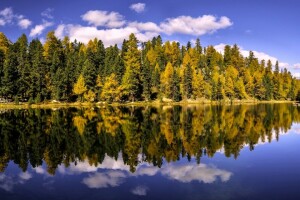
0;104;299;176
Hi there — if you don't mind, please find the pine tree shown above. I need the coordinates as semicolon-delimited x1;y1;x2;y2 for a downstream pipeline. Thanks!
28;39;46;100
121;33;141;101
184;63;193;99
82;59;97;91
2;43;19;98
171;69;181;102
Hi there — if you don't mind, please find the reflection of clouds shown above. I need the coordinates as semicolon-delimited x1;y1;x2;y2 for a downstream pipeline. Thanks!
58;154;129;175
33;166;46;174
131;185;149;196
0;172;32;192
161;163;232;183
0;174;14;192
69;155;233;189
19;172;32;180
291;124;300;135
134;164;159;176
82;171;126;188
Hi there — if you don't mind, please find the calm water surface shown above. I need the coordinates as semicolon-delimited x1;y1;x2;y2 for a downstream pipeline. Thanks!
0;104;300;200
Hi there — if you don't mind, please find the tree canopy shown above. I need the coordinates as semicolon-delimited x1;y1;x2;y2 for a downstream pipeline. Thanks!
0;31;299;102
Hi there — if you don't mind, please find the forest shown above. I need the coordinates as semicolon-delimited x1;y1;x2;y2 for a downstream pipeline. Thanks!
0;31;299;103
0;104;299;174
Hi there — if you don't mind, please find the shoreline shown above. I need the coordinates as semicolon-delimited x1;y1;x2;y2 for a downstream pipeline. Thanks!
0;99;297;110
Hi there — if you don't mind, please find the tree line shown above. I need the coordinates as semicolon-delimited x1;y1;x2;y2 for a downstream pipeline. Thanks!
0;104;299;174
0;31;299;103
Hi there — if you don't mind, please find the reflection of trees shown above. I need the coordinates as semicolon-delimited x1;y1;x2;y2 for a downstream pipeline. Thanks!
0;104;300;174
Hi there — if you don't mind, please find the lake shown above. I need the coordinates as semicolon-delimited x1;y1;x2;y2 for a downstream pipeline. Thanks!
0;104;300;200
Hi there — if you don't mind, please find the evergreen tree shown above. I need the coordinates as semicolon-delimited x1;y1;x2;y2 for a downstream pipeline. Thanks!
2;43;19;98
171;69;181;102
184;63;193;99
121;33;141;101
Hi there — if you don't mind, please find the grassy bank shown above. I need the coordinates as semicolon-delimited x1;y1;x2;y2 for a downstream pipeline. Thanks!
0;99;297;110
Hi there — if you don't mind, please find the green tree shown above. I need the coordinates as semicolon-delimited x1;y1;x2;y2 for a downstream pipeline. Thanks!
184;63;193;99
121;33;141;101
171;69;181;101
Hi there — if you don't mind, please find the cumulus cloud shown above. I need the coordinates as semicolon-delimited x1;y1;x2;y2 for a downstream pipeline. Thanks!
56;10;232;47
82;171;126;188
293;73;300;78
81;10;125;28
131;185;149;196
293;63;300;69
30;20;53;37
161;15;232;36
130;3;146;13
0;7;14;25
214;43;288;68
0;7;32;29
18;18;32;29
55;24;157;47
41;8;54;19
128;21;161;32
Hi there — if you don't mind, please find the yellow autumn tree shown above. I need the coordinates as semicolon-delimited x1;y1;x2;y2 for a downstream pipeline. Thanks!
73;74;87;102
160;62;174;98
101;73;119;102
84;90;96;102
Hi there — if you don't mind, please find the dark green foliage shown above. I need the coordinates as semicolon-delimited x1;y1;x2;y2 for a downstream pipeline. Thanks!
0;31;298;103
184;63;193;98
171;70;181;101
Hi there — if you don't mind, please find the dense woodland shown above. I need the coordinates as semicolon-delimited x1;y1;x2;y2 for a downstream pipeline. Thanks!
0;31;299;103
0;104;299;173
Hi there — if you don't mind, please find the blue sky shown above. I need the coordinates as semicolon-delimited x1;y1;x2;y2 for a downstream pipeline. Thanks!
1;0;300;76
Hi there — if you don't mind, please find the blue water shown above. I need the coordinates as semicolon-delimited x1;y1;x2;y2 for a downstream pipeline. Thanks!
0;105;300;200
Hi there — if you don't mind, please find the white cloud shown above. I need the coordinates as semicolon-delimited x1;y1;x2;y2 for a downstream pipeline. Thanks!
82;171;126;188
41;8;54;19
0;7;14;25
130;3;146;13
30;20;53;37
81;10;125;28
279;62;289;68
214;43;289;69
131;185;149;196
160;15;232;36
18;18;32;29
0;19;5;26
57;12;232;47
55;24;157;47
19;172;32;180
0;7;32;29
293;73;300;78
55;24;66;39
293;63;300;69
128;21;161;32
